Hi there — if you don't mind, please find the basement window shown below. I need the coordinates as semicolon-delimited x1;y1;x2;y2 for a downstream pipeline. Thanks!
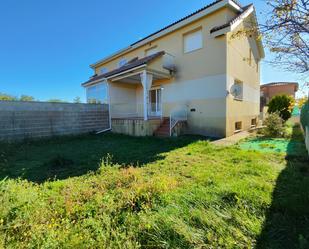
251;118;257;127
235;121;242;133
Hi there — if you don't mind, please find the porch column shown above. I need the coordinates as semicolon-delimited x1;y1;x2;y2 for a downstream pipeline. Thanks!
140;70;153;121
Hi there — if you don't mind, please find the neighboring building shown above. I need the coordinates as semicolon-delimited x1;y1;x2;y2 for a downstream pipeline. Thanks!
82;0;264;138
260;82;299;111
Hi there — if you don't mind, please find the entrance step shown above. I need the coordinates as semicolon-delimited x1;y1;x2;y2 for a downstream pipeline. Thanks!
154;118;170;137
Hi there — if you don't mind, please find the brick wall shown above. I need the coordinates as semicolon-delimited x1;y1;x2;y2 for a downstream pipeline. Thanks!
0;101;110;141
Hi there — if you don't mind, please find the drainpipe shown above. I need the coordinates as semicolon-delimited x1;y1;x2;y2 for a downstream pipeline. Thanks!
96;80;112;134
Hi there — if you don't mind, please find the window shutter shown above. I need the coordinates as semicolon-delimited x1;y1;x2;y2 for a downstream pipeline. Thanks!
184;30;203;53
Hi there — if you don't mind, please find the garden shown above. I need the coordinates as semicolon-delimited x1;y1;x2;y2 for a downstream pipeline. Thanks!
0;95;308;249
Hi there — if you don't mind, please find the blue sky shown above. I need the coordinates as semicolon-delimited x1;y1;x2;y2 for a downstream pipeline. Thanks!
0;0;307;102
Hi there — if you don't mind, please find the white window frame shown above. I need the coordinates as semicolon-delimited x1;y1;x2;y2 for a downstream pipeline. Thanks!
251;118;257;128
86;82;108;104
232;79;244;101
183;29;203;54
235;121;242;133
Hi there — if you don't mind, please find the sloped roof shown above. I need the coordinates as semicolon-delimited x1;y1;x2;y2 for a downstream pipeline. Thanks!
210;4;253;33
261;82;299;91
82;51;165;86
90;0;243;68
131;0;242;46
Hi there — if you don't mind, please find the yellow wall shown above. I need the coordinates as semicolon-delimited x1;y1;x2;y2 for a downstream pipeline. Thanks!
109;83;138;116
225;17;261;136
91;6;262;138
94;8;232;79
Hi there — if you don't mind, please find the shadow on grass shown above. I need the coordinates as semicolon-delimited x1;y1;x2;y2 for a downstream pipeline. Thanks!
256;125;309;249
0;132;205;183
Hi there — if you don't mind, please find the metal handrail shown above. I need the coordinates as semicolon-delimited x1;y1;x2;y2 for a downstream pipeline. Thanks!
169;108;188;136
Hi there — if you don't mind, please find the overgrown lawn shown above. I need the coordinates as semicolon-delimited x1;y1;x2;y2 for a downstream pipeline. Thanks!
0;132;308;248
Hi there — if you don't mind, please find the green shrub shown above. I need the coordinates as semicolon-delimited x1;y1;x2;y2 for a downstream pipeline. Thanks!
263;112;284;137
300;100;309;130
268;95;294;121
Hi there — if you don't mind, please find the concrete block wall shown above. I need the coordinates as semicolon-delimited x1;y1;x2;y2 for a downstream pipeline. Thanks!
0;101;110;141
112;118;161;136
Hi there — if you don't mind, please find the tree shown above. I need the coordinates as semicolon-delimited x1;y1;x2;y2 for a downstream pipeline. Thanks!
263;112;285;137
20;95;35;102
47;99;66;103
234;1;308;75
261;1;308;74
0;93;17;101
268;94;294;121
73;96;81;103
297;96;308;109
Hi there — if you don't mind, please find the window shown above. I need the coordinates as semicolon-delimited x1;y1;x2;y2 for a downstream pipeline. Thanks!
100;67;108;75
231;79;243;101
118;58;127;68
235;122;242;132
183;29;203;53
86;83;108;104
145;46;158;56
251;118;257;127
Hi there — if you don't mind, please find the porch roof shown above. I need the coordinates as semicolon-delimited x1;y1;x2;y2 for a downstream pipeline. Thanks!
82;51;165;86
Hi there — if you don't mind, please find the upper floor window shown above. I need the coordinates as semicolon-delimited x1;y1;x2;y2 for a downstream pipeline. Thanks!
231;79;243;101
100;67;108;75
145;46;158;56
183;29;203;53
118;58;127;68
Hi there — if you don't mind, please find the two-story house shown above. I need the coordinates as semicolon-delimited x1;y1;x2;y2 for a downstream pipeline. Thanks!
82;0;264;138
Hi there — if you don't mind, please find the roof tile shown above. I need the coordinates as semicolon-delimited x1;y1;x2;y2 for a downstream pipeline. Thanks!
82;51;165;86
210;4;252;33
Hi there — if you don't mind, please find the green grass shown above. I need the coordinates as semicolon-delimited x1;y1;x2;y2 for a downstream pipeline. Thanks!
239;124;307;155
0;129;308;248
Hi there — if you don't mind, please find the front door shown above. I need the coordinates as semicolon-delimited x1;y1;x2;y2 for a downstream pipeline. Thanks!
149;89;162;116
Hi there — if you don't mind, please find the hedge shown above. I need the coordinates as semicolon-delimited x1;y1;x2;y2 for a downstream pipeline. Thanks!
300;100;309;130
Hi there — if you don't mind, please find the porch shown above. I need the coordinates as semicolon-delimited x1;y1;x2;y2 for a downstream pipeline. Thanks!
83;51;187;136
109;66;169;136
108;53;174;121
